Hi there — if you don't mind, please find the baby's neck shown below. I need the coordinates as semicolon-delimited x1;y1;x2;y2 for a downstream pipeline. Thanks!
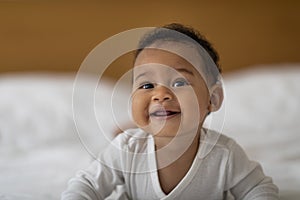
154;131;201;194
153;130;201;169
154;130;200;150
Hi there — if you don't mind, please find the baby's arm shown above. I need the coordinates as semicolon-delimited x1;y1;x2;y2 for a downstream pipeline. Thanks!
61;160;127;200
61;134;129;200
225;140;279;199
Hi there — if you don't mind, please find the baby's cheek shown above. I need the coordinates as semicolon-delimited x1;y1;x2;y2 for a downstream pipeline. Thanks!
131;95;149;127
178;91;205;125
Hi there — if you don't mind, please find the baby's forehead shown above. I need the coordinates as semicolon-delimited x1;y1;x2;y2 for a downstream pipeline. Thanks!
147;40;203;61
133;63;189;78
134;40;220;87
133;60;196;75
136;40;206;67
134;43;205;76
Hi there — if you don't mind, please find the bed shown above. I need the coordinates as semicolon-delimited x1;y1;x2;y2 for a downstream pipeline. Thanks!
0;64;299;200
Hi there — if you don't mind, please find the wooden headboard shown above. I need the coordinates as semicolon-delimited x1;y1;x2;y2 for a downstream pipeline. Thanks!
1;1;299;79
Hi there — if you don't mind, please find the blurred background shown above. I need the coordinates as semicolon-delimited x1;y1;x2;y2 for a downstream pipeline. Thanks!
1;1;300;199
1;0;300;79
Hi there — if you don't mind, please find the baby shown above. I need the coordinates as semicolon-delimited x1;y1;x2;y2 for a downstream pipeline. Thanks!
62;23;278;199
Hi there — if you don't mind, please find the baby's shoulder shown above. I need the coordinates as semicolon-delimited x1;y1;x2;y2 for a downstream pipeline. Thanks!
203;128;240;153
112;128;151;153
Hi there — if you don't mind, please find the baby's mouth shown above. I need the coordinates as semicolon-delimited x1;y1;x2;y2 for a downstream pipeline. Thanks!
149;109;181;119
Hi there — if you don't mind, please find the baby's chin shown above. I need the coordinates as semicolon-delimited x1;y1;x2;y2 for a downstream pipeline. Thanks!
142;125;196;138
135;118;201;138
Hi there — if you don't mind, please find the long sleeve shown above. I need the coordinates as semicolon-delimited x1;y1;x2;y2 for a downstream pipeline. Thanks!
61;134;129;200
61;159;128;200
225;139;279;199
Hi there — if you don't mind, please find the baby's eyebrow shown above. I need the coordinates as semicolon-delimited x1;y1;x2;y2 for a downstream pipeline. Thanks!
176;68;194;76
134;72;148;82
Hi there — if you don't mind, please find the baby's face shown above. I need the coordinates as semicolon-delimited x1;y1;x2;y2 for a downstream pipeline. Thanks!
131;48;211;137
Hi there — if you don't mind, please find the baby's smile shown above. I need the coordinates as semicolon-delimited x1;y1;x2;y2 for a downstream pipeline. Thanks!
149;105;181;120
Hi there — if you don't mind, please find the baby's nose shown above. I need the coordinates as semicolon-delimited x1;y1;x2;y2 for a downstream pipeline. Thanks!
151;86;173;102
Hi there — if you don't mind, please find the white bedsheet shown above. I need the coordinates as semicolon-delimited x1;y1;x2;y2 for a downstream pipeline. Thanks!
0;65;299;200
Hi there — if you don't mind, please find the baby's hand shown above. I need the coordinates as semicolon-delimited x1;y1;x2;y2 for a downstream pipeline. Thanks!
105;184;129;200
113;123;136;138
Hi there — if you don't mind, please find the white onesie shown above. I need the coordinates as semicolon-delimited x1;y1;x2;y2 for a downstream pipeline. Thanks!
62;128;278;200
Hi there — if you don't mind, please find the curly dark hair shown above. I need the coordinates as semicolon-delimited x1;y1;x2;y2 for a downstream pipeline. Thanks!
135;23;222;85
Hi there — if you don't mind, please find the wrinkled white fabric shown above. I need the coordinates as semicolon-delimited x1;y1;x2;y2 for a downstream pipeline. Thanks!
62;128;278;200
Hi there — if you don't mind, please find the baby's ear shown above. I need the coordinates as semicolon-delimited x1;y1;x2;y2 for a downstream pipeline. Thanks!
209;82;223;112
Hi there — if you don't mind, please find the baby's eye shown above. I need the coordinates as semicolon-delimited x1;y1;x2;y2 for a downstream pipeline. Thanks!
139;83;155;89
172;79;190;87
